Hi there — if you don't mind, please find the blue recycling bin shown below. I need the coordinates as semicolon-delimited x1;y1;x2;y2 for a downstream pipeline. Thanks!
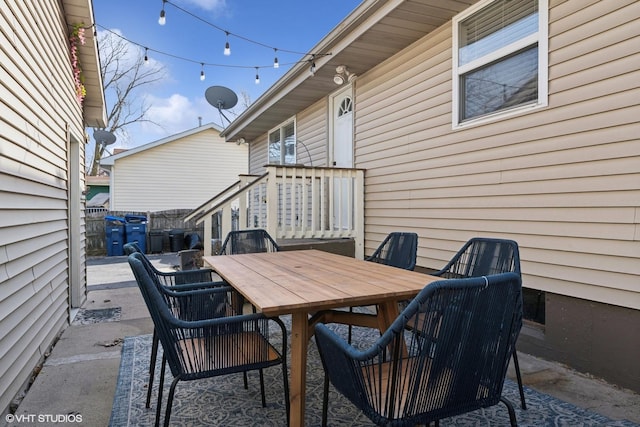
105;216;126;256
125;215;147;254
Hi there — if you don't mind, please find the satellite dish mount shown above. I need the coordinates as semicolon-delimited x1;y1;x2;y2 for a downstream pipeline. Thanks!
93;129;116;147
205;85;238;125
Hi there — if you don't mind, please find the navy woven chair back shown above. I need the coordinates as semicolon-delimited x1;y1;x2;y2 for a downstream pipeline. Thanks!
434;237;527;410
316;273;523;426
128;253;290;427
435;237;520;278
366;232;418;271
219;229;279;255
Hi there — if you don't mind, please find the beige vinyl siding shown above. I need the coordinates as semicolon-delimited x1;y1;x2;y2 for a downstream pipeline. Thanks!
111;129;247;211
0;0;88;414
355;1;640;309
296;99;329;167
249;132;269;175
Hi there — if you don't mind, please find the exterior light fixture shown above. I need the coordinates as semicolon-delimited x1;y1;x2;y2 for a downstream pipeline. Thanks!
333;65;356;85
158;0;166;25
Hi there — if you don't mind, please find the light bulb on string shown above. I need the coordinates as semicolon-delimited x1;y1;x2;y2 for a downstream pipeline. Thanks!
309;55;316;76
224;32;231;56
200;63;205;81
144;48;149;65
158;0;166;25
273;49;279;69
255;67;260;84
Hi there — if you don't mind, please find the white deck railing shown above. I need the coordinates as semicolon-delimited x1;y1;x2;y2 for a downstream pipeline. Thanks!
194;165;364;258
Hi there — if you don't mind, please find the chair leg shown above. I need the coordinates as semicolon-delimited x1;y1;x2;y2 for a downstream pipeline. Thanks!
512;349;527;409
259;368;266;407
499;396;518;427
146;329;159;408
243;372;248;389
163;376;181;427
321;374;329;427
155;355;167;427
347;307;353;344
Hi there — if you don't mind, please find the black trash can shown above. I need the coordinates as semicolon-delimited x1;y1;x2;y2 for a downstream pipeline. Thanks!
149;231;164;254
124;214;147;253
104;215;125;256
168;229;185;252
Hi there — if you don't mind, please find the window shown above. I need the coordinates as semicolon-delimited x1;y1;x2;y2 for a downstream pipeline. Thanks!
268;119;296;165
453;0;548;126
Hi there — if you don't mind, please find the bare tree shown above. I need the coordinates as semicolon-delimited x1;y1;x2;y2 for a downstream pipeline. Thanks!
87;31;166;175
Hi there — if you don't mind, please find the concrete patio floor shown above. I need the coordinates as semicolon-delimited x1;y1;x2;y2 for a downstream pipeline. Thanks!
8;253;640;426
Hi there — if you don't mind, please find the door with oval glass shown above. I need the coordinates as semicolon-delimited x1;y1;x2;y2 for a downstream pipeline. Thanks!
330;86;354;230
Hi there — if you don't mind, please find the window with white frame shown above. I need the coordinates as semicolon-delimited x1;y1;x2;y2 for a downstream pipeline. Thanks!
453;0;548;126
268;119;296;165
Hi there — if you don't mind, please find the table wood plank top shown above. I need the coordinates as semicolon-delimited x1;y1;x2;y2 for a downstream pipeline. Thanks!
203;249;439;427
203;249;437;316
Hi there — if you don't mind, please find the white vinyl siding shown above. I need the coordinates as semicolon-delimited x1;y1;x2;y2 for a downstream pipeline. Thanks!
110;129;247;211
0;0;90;415
355;0;640;310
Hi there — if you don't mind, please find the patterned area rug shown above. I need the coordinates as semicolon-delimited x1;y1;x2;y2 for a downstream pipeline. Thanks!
110;319;638;427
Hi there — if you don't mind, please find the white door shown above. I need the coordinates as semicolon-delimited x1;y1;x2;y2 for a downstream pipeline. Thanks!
331;87;354;229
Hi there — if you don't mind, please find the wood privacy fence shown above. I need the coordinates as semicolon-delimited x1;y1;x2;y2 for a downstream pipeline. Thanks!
86;209;203;256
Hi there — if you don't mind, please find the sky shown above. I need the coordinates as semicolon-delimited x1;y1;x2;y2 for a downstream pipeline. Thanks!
91;0;362;153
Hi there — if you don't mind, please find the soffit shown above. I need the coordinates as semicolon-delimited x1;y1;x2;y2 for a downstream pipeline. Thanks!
63;0;107;128
222;0;477;142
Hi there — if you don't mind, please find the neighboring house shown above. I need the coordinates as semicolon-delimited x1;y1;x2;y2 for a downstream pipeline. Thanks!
200;0;640;392
0;0;106;416
86;174;110;201
100;123;247;211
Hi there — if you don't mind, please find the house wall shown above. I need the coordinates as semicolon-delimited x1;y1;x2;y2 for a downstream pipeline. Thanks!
353;0;639;391
0;0;88;414
111;129;247;211
249;99;329;174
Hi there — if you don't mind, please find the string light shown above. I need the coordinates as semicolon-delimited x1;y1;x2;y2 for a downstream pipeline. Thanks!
95;24;331;85
309;55;316;76
273;49;279;69
224;32;231;56
158;0;166;25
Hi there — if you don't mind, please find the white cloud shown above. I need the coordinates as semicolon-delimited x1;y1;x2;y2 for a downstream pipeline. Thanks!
182;0;227;12
142;93;201;135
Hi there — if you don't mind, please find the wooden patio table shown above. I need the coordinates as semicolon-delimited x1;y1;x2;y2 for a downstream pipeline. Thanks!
203;249;438;427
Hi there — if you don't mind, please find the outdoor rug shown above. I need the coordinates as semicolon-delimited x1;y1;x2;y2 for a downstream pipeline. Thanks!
110;318;638;427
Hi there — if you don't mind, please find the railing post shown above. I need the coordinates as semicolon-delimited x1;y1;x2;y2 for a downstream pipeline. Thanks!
354;169;365;259
266;165;279;238
203;215;213;256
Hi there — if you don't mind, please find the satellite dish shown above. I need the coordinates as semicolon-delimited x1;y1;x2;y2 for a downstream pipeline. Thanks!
205;85;238;124
93;129;116;146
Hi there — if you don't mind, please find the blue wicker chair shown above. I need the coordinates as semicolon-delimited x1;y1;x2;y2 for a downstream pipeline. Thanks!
316;273;522;427
128;253;290;427
219;229;280;255
348;232;418;342
365;232;418;270
123;243;228;408
432;237;526;409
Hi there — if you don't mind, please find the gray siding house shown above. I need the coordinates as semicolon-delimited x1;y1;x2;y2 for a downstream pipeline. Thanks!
0;0;106;415
204;0;639;392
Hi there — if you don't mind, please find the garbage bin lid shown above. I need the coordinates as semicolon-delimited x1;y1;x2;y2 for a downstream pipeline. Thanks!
125;214;147;223
105;215;125;223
